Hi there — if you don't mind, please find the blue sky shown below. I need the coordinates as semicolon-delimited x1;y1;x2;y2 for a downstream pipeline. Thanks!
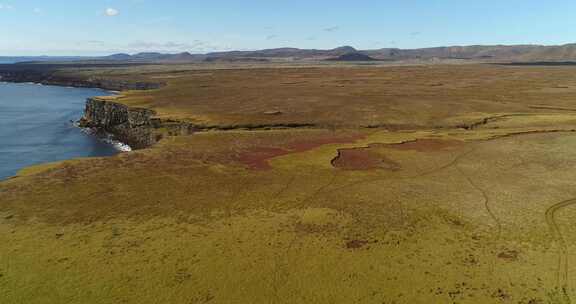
1;0;576;55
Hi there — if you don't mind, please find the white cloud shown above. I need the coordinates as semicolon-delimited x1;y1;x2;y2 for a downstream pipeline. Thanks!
0;3;14;10
105;8;119;17
33;8;42;14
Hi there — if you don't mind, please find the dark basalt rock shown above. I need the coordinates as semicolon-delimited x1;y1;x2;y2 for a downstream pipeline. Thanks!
79;98;198;149
79;98;159;149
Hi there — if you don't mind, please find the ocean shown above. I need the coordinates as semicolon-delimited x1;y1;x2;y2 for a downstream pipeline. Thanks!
0;82;123;179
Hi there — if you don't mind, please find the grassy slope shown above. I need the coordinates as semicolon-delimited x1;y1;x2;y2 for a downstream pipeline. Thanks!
3;64;576;303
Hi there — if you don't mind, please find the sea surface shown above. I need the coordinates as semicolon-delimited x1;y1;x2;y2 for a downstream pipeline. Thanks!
0;82;123;180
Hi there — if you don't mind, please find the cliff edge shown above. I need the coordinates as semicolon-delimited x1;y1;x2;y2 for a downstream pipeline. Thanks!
79;98;160;149
79;98;198;149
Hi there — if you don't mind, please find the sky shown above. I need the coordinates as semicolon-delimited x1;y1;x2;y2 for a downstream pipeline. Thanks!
1;0;576;56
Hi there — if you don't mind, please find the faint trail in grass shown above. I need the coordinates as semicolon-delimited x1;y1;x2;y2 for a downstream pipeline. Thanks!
273;176;296;201
324;147;477;197
414;148;477;178
456;164;502;279
457;166;502;240
268;146;477;300
545;197;576;301
295;173;340;209
270;175;300;213
223;178;252;218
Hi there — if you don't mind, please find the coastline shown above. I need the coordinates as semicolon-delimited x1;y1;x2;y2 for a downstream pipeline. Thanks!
0;68;201;180
0;65;164;91
0;80;138;180
0;80;133;151
0;67;166;146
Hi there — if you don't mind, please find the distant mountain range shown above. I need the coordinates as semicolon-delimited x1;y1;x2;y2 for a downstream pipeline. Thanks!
5;43;576;64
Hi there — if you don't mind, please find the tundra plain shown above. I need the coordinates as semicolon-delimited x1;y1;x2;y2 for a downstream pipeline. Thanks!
3;63;576;303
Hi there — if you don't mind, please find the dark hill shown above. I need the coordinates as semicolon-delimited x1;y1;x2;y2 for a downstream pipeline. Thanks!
326;52;378;61
102;53;132;60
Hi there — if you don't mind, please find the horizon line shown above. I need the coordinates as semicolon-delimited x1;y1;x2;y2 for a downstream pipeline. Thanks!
2;41;576;57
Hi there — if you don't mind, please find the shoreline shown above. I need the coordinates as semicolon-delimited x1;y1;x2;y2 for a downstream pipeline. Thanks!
0;68;165;145
1;80;134;151
76;122;133;152
0;81;135;180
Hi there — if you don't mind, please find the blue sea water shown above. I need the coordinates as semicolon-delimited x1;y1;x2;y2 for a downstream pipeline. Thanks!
0;82;121;179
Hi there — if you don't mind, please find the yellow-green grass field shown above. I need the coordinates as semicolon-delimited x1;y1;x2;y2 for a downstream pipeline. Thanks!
3;64;576;303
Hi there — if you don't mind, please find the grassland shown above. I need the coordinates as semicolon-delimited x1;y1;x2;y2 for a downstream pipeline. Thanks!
3;63;576;303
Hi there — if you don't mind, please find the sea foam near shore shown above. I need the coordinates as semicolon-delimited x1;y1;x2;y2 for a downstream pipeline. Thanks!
77;124;132;152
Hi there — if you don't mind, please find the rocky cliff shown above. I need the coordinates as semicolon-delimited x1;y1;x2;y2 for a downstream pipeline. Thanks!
79;98;198;149
79;98;161;149
0;64;172;149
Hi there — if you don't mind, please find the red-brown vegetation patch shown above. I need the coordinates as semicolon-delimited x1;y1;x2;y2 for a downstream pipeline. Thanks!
236;147;289;170
387;139;464;152
332;147;400;171
345;239;370;249
236;135;363;170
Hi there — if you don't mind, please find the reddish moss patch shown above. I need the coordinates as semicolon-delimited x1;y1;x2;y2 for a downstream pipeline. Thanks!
236;147;288;170
387;139;463;152
236;135;363;170
332;147;400;171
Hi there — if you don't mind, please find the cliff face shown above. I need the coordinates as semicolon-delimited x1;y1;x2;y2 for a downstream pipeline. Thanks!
80;98;160;149
80;98;199;149
0;65;183;150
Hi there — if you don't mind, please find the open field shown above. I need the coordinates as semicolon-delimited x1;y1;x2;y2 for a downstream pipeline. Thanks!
3;63;576;303
43;63;576;128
